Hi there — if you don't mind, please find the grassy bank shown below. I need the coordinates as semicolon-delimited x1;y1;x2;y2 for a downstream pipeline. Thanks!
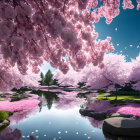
96;95;140;101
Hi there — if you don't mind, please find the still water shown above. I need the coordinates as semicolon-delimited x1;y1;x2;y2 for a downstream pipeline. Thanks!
0;89;106;140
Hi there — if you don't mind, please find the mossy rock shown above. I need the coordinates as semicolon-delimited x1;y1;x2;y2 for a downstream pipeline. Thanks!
0;111;12;123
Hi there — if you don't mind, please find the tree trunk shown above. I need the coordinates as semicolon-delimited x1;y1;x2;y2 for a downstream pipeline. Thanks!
115;91;118;105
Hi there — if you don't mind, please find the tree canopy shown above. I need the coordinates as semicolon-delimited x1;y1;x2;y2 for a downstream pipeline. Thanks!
0;0;140;92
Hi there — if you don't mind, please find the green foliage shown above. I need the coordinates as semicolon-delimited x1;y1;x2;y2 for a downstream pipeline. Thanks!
97;89;106;93
49;79;59;86
115;84;122;89
77;82;86;88
43;70;53;85
40;72;44;79
111;90;140;96
77;91;92;98
39;70;59;86
119;81;136;92
11;86;32;93
39;72;44;85
0;111;10;122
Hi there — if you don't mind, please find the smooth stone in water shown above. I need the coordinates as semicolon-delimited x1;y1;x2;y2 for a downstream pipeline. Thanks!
103;117;140;136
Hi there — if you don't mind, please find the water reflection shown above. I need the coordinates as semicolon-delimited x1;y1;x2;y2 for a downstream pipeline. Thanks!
0;88;108;140
10;106;39;125
55;91;86;110
88;117;104;129
0;126;37;140
0;127;21;140
86;100;113;113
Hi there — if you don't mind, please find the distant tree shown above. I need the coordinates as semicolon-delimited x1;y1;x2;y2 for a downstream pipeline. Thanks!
77;82;86;88
40;70;59;86
54;54;131;91
49;79;59;86
39;72;44;85
40;72;44;80
43;70;53;85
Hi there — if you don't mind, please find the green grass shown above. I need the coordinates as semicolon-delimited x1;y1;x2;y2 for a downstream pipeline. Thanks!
0;111;11;122
96;95;140;101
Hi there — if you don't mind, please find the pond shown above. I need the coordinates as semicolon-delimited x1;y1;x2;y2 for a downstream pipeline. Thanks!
0;88;124;140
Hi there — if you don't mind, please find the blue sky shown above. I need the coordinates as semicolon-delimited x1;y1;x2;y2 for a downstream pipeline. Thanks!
40;0;140;74
95;0;140;61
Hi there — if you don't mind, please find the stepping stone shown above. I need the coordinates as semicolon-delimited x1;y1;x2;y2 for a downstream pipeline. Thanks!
103;117;140;136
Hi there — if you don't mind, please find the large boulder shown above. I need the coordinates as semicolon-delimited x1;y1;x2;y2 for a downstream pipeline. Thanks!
103;117;140;136
103;128;140;140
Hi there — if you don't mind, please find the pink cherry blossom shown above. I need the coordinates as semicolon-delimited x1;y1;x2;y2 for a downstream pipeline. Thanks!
54;53;132;91
12;37;24;48
108;103;140;116
0;98;40;112
0;0;139;92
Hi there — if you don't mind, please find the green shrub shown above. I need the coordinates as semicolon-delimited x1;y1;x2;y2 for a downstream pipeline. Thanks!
97;89;106;93
110;91;140;96
77;82;86;88
0;111;10;122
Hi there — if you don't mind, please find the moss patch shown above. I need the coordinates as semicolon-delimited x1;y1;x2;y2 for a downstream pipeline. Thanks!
0;111;11;122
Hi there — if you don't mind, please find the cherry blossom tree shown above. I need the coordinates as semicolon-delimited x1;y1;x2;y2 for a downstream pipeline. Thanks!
54;54;132;91
53;65;83;86
129;54;140;91
0;57;41;92
0;0;139;92
82;54;132;91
